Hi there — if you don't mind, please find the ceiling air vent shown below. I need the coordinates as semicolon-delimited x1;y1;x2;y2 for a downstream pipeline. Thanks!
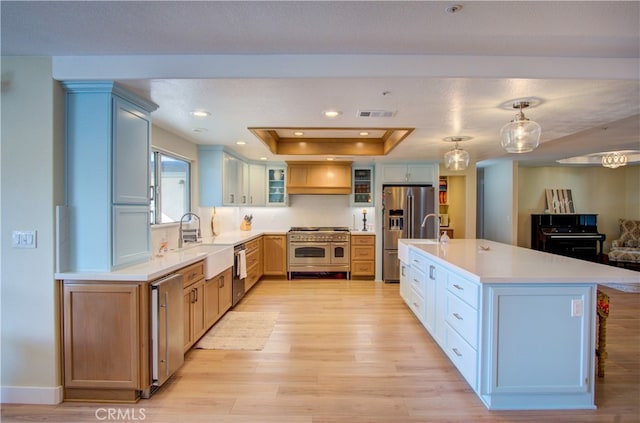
358;110;396;118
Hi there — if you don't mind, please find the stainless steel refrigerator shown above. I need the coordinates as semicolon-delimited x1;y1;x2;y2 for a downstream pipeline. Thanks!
382;185;436;282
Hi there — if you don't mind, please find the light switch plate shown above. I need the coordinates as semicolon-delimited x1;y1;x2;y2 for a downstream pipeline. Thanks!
12;230;37;249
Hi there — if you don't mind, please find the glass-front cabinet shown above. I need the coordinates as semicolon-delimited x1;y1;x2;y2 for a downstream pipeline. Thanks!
352;166;374;206
267;166;287;206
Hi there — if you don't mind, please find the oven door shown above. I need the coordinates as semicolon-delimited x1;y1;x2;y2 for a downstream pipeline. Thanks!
289;242;331;266
330;242;350;265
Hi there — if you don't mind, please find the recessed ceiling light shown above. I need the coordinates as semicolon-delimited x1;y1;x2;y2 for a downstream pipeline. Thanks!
359;132;369;136
293;131;304;136
236;140;246;145
323;110;342;118
326;157;335;161
259;157;267;161
446;4;463;14
190;110;210;118
192;128;208;133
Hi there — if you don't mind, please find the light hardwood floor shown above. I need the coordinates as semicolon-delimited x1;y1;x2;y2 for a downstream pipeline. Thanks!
2;280;639;422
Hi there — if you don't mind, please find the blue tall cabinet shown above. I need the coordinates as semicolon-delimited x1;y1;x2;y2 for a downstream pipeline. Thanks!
62;82;158;271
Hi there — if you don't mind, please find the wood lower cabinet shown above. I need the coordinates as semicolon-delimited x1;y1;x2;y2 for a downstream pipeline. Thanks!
245;237;263;290
62;281;150;402
180;262;206;352
204;267;233;328
351;234;376;279
263;234;287;276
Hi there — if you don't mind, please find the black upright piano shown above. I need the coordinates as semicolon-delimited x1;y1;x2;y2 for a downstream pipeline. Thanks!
531;214;606;263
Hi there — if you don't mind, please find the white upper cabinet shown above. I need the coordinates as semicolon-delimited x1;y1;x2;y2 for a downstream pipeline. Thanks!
266;166;287;206
351;166;374;206
62;81;157;271
248;163;266;206
112;97;151;205
199;147;268;207
381;163;437;184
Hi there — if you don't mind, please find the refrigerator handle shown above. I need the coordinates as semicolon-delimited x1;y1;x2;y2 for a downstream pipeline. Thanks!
407;195;413;238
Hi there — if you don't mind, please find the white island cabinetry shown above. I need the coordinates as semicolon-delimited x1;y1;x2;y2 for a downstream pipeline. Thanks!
398;238;639;410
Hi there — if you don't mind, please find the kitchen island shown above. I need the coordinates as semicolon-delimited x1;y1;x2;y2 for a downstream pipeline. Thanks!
398;238;639;411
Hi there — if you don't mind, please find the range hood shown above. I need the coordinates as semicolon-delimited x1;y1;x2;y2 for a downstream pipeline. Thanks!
285;161;352;195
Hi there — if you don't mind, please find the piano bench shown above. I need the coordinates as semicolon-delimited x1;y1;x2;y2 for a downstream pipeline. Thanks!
596;289;610;378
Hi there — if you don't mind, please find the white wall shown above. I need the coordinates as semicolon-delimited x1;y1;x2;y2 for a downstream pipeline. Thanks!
1;57;64;404
481;161;518;245
518;165;640;250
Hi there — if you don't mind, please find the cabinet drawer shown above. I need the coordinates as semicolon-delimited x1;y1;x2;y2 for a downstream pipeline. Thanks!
178;261;205;288
246;266;261;288
352;245;374;260
445;323;478;389
245;237;260;252
410;287;425;320
410;267;425;293
409;250;428;270
351;261;374;276
446;292;478;348
351;235;375;245
246;249;260;268
447;273;479;309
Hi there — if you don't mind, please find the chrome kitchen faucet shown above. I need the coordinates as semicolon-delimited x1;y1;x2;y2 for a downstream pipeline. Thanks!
421;213;440;240
179;212;201;248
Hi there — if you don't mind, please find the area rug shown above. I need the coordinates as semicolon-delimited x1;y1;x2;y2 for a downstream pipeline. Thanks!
195;311;279;351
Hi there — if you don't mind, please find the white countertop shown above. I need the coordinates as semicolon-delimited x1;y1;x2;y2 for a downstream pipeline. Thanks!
400;238;640;284
56;229;287;282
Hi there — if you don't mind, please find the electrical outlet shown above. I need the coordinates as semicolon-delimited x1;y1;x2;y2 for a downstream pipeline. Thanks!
12;230;37;249
571;299;583;317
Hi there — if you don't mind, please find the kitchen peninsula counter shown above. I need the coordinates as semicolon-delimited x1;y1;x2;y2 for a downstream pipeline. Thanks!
398;238;638;411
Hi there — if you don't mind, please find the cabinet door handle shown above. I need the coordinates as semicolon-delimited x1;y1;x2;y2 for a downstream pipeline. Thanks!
453;284;464;291
242;195;247;204
453;313;463;320
429;265;436;280
230;194;235;203
452;348;462;357
219;276;224;288
413;302;420;309
401;266;406;277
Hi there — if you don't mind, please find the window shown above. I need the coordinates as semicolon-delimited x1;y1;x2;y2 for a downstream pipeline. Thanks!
150;151;191;224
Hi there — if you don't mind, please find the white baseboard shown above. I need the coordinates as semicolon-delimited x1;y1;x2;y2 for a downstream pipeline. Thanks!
1;385;63;404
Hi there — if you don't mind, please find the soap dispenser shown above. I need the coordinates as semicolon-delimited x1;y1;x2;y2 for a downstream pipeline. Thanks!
440;231;450;244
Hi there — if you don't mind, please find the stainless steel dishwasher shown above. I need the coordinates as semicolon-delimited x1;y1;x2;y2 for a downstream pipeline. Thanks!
150;273;184;390
232;244;246;306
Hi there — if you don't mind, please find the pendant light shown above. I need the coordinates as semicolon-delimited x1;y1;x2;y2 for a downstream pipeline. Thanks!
602;151;628;168
443;136;471;171
500;101;541;153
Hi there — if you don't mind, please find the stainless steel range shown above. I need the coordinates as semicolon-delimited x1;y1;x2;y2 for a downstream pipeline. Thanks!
287;227;350;279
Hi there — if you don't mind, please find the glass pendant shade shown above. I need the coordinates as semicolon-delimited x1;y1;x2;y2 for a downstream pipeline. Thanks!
602;152;627;168
500;101;541;153
500;119;541;153
444;145;470;170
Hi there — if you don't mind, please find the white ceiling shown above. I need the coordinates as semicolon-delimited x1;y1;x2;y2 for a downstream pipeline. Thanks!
2;1;639;166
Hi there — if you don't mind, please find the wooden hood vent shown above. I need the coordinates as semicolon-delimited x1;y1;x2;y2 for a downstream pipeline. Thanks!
285;161;352;195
